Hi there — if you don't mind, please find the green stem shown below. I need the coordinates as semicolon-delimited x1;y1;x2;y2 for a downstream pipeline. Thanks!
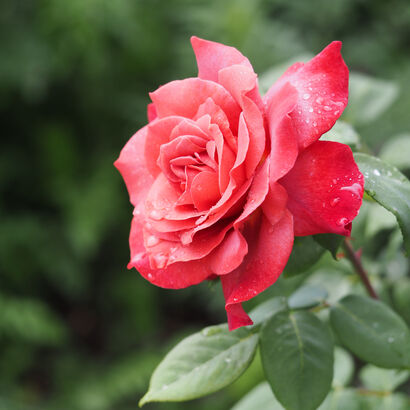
343;238;379;300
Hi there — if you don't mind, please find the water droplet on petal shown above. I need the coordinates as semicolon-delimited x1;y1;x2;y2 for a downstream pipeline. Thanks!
303;93;311;100
340;183;362;197
334;110;340;115
147;272;153;279
146;235;159;247
336;217;349;226
305;119;310;124
316;97;323;104
313;121;317;127
309;107;314;113
330;197;340;207
323;105;332;111
153;253;167;269
149;209;163;220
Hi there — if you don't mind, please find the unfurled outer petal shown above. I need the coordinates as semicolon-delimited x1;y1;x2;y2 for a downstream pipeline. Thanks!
114;126;155;207
191;36;252;83
264;41;349;150
221;210;294;330
280;141;364;236
128;216;213;289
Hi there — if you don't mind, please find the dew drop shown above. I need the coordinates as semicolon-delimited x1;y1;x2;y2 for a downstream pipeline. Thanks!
313;121;317;127
340;183;362;197
305;119;310;124
336;217;349;226
323;105;332;111
153;253;167;269
147;273;153;279
316;97;323;104
303;93;311;100
225;358;232;363
149;209;163;220
373;169;381;176
309;107;314;113
334;110;340;115
146;235;159;247
330;197;340;207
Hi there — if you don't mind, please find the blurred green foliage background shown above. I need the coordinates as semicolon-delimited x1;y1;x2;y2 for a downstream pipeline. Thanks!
1;1;410;409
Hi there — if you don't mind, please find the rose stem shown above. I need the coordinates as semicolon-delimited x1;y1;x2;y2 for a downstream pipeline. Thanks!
342;238;379;300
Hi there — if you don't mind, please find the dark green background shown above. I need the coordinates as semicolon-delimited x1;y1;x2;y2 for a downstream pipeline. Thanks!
1;1;409;409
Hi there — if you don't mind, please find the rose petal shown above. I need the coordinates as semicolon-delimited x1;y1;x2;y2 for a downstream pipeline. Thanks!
209;229;248;275
145;220;233;267
147;103;157;122
191;171;221;211
266;82;299;183
158;135;207;182
280;140;364;236
114;126;155;207
149;78;241;133
144;116;186;177
234;158;270;229
128;217;213;288
264;41;349;150
221;210;294;330
191;36;252;83
195;98;237;153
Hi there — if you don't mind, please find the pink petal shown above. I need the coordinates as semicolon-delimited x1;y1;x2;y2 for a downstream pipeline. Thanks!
149;78;241;133
266;83;299;183
261;181;288;227
147;103;157;122
114;126;155;207
128;217;213;289
221;210;294;330
144;220;233;267
158;135;207;182
264;42;349;150
144;116;185;177
191;36;252;83
209;229;248;275
191;171;221;211
195;98;237;152
280;141;364;236
234;158;270;229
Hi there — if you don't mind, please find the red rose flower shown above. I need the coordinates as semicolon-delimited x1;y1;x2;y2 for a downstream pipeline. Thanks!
115;37;363;330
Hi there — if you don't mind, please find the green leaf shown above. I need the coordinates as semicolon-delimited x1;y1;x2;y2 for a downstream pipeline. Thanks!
260;310;334;410
330;295;410;369
321;120;361;150
343;72;399;125
139;324;258;405
361;393;410;410
333;347;354;388
231;382;284;410
318;389;362;410
354;153;410;254
288;285;328;310
393;278;410;326
379;134;410;171
313;233;344;260
284;236;325;277
359;364;409;392
249;297;288;326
